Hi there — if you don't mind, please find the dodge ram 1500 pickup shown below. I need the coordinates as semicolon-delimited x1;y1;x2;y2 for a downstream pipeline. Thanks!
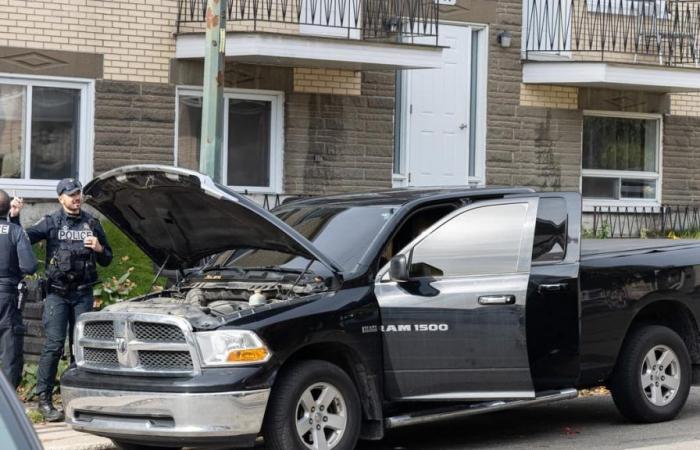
62;165;700;450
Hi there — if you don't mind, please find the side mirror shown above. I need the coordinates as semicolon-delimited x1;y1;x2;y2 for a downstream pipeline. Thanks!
389;254;410;282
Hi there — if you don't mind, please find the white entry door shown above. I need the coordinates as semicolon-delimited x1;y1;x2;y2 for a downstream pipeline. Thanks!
405;25;472;187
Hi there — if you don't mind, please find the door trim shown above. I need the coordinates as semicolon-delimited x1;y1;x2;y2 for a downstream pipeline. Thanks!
401;391;536;401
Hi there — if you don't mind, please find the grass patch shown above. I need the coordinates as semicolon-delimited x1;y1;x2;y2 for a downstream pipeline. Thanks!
25;409;44;424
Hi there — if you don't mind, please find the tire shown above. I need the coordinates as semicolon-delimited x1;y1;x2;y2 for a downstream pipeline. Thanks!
263;360;362;450
609;325;691;423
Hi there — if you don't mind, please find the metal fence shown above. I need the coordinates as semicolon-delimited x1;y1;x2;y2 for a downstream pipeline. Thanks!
591;204;700;238
523;0;700;66
176;0;439;43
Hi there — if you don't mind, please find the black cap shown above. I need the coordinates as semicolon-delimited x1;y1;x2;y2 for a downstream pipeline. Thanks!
56;178;82;196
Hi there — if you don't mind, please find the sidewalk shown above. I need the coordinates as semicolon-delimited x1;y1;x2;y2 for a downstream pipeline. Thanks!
34;422;116;450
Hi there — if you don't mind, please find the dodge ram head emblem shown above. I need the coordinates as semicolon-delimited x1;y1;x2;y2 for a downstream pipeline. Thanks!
116;338;128;366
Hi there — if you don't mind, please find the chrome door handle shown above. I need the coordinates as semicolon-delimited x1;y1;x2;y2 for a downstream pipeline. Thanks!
459;123;468;130
478;295;515;305
537;283;568;293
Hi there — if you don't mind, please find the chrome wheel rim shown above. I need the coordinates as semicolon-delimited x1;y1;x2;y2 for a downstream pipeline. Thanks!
641;344;681;407
295;382;348;450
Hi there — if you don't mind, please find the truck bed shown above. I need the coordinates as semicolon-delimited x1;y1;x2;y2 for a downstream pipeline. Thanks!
581;239;700;260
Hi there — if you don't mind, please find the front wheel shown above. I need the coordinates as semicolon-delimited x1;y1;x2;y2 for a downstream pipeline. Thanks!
263;360;361;450
609;325;691;423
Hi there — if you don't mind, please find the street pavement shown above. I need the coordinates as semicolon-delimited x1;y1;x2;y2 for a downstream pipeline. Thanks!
354;388;700;450
35;388;700;450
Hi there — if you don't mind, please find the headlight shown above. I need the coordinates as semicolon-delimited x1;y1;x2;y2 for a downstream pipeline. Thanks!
195;330;271;366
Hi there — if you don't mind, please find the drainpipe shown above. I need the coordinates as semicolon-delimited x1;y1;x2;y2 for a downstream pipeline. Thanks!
199;0;227;181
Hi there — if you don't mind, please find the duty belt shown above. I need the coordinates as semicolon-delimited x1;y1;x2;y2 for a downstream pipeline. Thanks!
0;284;18;294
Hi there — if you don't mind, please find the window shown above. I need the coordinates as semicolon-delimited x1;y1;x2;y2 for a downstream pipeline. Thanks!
175;88;283;193
532;198;567;263
409;203;529;278
0;76;93;197
581;112;661;204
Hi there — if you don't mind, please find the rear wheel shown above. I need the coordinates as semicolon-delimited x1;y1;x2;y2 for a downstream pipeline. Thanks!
263;360;361;450
609;325;691;423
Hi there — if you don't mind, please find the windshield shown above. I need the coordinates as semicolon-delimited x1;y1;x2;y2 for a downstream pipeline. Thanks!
207;204;398;273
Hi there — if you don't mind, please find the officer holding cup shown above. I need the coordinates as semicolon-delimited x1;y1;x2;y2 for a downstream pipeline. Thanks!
10;178;113;421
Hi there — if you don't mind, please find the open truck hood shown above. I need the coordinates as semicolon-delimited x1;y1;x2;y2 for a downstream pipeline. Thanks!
83;165;342;273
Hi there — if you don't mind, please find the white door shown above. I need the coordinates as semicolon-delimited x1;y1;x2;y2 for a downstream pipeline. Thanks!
406;25;471;187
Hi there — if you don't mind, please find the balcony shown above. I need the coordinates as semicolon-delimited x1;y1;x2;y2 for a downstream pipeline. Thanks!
174;0;443;71
522;0;700;92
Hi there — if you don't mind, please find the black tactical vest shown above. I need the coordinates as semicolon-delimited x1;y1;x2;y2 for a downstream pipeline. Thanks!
45;211;98;287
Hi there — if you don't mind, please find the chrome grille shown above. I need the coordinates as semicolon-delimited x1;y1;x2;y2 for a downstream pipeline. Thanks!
83;321;115;341
76;313;200;376
83;348;119;368
139;351;193;370
133;322;185;342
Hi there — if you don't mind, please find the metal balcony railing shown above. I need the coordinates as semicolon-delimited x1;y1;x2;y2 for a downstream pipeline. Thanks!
523;0;700;66
176;0;439;44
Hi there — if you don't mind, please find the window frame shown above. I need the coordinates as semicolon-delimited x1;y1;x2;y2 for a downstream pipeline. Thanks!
0;73;94;199
174;86;285;194
379;199;537;281
581;110;663;210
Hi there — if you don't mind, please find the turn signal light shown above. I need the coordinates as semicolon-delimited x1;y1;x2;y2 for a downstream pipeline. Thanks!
226;348;269;363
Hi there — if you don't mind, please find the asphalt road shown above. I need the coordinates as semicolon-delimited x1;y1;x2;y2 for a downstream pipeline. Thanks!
349;389;700;450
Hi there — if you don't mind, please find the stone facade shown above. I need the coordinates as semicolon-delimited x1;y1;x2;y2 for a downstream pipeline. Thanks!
286;71;395;194
480;0;700;205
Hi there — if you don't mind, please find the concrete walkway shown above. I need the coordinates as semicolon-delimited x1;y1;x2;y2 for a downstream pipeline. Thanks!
34;422;116;450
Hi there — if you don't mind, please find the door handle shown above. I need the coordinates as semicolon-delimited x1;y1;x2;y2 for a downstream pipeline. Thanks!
537;283;568;293
478;295;515;305
459;123;468;130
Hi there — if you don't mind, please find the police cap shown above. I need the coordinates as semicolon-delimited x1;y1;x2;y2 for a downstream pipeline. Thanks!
57;178;82;196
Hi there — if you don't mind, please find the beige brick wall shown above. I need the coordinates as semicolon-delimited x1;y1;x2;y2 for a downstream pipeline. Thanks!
520;84;579;110
0;0;177;83
669;92;700;117
293;68;362;96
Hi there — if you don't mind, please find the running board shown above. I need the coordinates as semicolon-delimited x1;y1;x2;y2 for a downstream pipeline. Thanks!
385;388;578;429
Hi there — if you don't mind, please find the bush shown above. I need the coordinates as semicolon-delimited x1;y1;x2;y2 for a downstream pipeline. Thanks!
93;268;137;309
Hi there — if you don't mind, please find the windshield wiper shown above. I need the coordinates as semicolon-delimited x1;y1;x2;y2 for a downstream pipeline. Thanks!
241;266;306;274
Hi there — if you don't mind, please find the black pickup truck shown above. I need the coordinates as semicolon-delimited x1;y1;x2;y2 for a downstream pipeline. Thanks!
62;165;700;450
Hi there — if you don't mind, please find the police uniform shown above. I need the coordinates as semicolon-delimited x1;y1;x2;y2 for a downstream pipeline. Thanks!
11;179;112;418
0;214;38;387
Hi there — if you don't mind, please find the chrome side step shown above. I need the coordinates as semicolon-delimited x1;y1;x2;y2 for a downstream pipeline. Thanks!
385;388;578;429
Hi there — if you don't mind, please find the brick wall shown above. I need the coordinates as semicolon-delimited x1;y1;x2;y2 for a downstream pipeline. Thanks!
293;68;362;96
520;84;579;110
484;1;583;191
285;71;395;194
0;0;177;83
670;93;700;118
93;80;175;173
662;115;700;204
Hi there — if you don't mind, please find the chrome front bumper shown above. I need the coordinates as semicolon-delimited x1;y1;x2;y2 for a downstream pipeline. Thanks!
62;386;270;440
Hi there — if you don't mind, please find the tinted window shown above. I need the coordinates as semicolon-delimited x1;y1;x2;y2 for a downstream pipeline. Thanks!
211;205;398;272
409;203;529;278
532;198;567;263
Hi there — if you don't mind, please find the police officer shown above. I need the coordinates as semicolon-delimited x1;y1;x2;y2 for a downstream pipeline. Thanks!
0;190;37;389
11;178;112;421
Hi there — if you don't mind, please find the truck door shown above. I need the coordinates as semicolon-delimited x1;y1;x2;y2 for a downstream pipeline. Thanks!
375;197;539;400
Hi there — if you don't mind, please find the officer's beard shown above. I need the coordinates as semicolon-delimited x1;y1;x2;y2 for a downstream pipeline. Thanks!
59;196;81;216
